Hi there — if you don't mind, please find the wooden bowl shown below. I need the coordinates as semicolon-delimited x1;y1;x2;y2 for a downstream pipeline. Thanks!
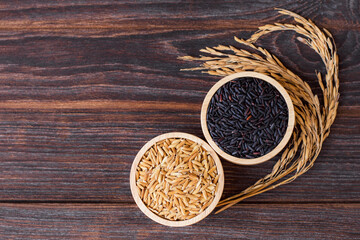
130;132;224;227
201;72;295;165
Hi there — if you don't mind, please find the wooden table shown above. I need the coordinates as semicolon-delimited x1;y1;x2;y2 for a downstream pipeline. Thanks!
0;1;359;239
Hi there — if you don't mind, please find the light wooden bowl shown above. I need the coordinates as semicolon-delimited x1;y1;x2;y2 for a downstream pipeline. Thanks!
201;72;295;165
130;132;224;227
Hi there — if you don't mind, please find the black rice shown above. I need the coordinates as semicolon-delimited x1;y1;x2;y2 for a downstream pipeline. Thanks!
207;77;288;159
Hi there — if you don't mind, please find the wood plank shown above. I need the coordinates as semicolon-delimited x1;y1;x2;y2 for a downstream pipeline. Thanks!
0;203;358;239
0;0;359;203
0;0;357;37
0;105;359;202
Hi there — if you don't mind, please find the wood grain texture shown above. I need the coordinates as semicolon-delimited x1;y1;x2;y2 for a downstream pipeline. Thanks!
0;105;358;202
0;0;359;238
0;203;359;239
0;0;358;201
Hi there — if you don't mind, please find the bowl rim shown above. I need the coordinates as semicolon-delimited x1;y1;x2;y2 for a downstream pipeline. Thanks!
129;132;225;227
201;71;295;165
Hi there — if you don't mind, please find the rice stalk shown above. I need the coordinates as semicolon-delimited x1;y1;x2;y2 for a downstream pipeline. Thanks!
179;9;339;213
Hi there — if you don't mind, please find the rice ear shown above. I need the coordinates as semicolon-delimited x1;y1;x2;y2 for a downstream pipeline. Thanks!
179;9;339;213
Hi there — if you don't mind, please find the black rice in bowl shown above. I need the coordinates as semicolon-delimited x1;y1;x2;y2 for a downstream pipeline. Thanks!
206;77;289;159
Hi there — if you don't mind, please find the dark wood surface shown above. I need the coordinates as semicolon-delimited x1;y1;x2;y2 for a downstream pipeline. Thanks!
0;0;359;239
1;203;359;239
